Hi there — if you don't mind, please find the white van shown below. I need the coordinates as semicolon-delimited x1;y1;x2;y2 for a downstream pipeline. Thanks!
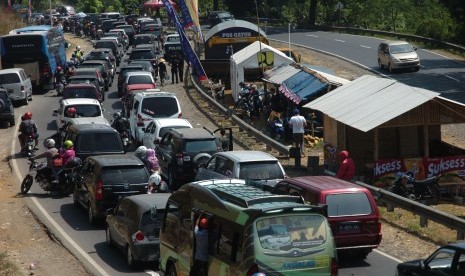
0;68;33;105
129;90;182;143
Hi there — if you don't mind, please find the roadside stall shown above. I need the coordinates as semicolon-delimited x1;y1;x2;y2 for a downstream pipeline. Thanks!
304;75;465;193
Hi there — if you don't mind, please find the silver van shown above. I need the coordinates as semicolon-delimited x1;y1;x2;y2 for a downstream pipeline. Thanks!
0;68;33;105
377;41;420;73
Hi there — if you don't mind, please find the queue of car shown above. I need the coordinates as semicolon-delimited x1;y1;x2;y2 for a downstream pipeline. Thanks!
2;10;430;276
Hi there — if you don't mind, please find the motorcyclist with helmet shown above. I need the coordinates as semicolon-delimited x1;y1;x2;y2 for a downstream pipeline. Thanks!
55;66;65;85
30;138;60;182
147;172;169;193
18;112;39;151
74;46;84;63
60;140;75;167
111;112;130;137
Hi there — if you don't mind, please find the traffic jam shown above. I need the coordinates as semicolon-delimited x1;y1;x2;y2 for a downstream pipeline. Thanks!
4;3;461;276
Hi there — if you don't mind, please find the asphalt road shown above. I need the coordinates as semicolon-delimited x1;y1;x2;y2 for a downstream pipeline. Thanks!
268;30;465;103
9;35;408;275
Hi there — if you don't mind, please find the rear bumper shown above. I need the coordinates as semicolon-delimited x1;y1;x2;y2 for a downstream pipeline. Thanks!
335;234;382;250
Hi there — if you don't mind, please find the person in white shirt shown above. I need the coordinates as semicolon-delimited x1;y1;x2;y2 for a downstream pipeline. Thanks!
288;108;307;157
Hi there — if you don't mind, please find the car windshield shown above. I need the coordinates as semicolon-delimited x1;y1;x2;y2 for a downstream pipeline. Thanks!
141;97;178;117
102;166;148;184
0;73;20;84
184;139;217;152
64;104;101;117
390;43;414;54
64;88;97;99
239;161;284;180
325;192;373;217
127;75;152;84
256;215;327;251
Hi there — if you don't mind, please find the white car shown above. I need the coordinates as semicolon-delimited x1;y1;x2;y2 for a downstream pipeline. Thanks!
142;118;192;149
53;98;104;129
129;90;182;144
0;68;33;106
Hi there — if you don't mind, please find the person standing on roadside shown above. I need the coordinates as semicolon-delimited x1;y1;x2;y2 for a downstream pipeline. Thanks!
288;108;307;157
170;56;179;84
158;58;167;86
336;150;355;181
177;53;185;82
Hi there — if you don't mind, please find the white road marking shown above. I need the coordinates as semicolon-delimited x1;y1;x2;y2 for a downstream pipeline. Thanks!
11;119;110;276
144;271;160;276
335;39;346;43
445;75;460;82
374;249;403;263
306;34;319;37
360;45;371;48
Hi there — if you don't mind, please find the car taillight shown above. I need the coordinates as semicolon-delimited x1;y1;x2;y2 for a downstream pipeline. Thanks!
377;219;382;233
137;113;144;127
331;258;338;276
178;112;182;118
246;264;259;276
134;230;144;241
96;180;103;201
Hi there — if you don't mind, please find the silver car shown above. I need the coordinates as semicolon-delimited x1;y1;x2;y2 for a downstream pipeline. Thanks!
377;41;420;73
195;150;286;190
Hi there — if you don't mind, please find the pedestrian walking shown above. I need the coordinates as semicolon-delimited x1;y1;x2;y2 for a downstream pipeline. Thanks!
288;108;307;157
158;58;167;86
177;53;185;82
170;56;179;84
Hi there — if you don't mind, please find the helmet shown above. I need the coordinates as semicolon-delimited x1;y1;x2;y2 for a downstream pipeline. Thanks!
44;138;55;148
57;66;62;72
148;172;162;187
113;112;122;119
135;146;147;159
199;218;208;229
67;107;77;116
67;157;82;168
24;112;33;120
63;140;73;149
76;46;81;50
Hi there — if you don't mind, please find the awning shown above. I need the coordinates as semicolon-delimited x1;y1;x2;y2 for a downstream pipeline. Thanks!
263;65;300;85
143;0;177;9
279;71;329;104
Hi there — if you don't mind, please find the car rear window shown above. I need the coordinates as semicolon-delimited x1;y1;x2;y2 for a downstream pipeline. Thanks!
130;50;155;60
159;126;190;138
101;166;148;184
94;133;122;151
64;88;97;99
256;215;328;251
140;209;164;237
0;73;20;84
64;104;101;118
134;36;152;45
325;192;373;217
239;161;284;180
128;75;153;84
141;97;179;117
184;139;217;153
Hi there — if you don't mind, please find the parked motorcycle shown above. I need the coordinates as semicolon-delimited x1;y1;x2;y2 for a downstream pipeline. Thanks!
23;134;36;157
390;172;441;205
21;158;82;196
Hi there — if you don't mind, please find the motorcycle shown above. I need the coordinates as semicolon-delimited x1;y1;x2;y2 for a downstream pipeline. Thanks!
21;158;81;196
389;172;441;205
120;130;130;148
23;134;36;157
267;117;285;140
56;77;66;96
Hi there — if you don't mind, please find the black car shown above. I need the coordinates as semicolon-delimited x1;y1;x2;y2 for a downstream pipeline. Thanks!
80;60;113;86
105;193;171;268
156;128;224;190
0;88;15;127
117;64;145;97
64;123;125;161
73;154;150;224
208;11;234;27
396;241;465;275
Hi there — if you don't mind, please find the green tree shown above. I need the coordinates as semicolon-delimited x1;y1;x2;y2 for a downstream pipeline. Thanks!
76;0;104;13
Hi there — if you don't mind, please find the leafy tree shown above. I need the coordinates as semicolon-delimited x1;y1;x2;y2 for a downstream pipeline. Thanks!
76;0;104;13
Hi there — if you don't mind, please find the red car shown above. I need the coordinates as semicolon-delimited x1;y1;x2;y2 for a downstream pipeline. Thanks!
62;83;102;103
271;175;382;259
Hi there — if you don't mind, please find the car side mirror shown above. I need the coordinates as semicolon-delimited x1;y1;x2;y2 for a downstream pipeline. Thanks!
53;109;58;115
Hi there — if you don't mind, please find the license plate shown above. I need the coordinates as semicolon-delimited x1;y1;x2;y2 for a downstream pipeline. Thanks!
339;222;360;233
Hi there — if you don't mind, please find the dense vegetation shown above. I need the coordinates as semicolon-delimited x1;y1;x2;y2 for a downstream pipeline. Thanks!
14;0;465;45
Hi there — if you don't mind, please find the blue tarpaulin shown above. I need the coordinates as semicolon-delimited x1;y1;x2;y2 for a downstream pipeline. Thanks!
280;71;328;104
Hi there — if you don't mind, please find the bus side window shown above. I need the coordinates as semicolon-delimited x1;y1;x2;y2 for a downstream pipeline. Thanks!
215;224;243;263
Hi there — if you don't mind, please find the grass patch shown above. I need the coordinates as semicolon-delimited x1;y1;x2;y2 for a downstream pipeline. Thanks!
379;203;464;245
0;252;20;275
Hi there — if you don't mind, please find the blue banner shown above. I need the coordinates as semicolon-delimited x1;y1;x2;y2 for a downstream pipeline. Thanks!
162;0;207;80
179;0;194;28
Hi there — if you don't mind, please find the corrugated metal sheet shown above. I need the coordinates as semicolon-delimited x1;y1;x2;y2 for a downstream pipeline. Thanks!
303;75;440;132
263;65;300;84
283;71;328;99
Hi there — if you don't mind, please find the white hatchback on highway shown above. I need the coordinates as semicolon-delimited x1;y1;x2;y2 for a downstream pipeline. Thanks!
53;98;104;129
142;118;192;149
